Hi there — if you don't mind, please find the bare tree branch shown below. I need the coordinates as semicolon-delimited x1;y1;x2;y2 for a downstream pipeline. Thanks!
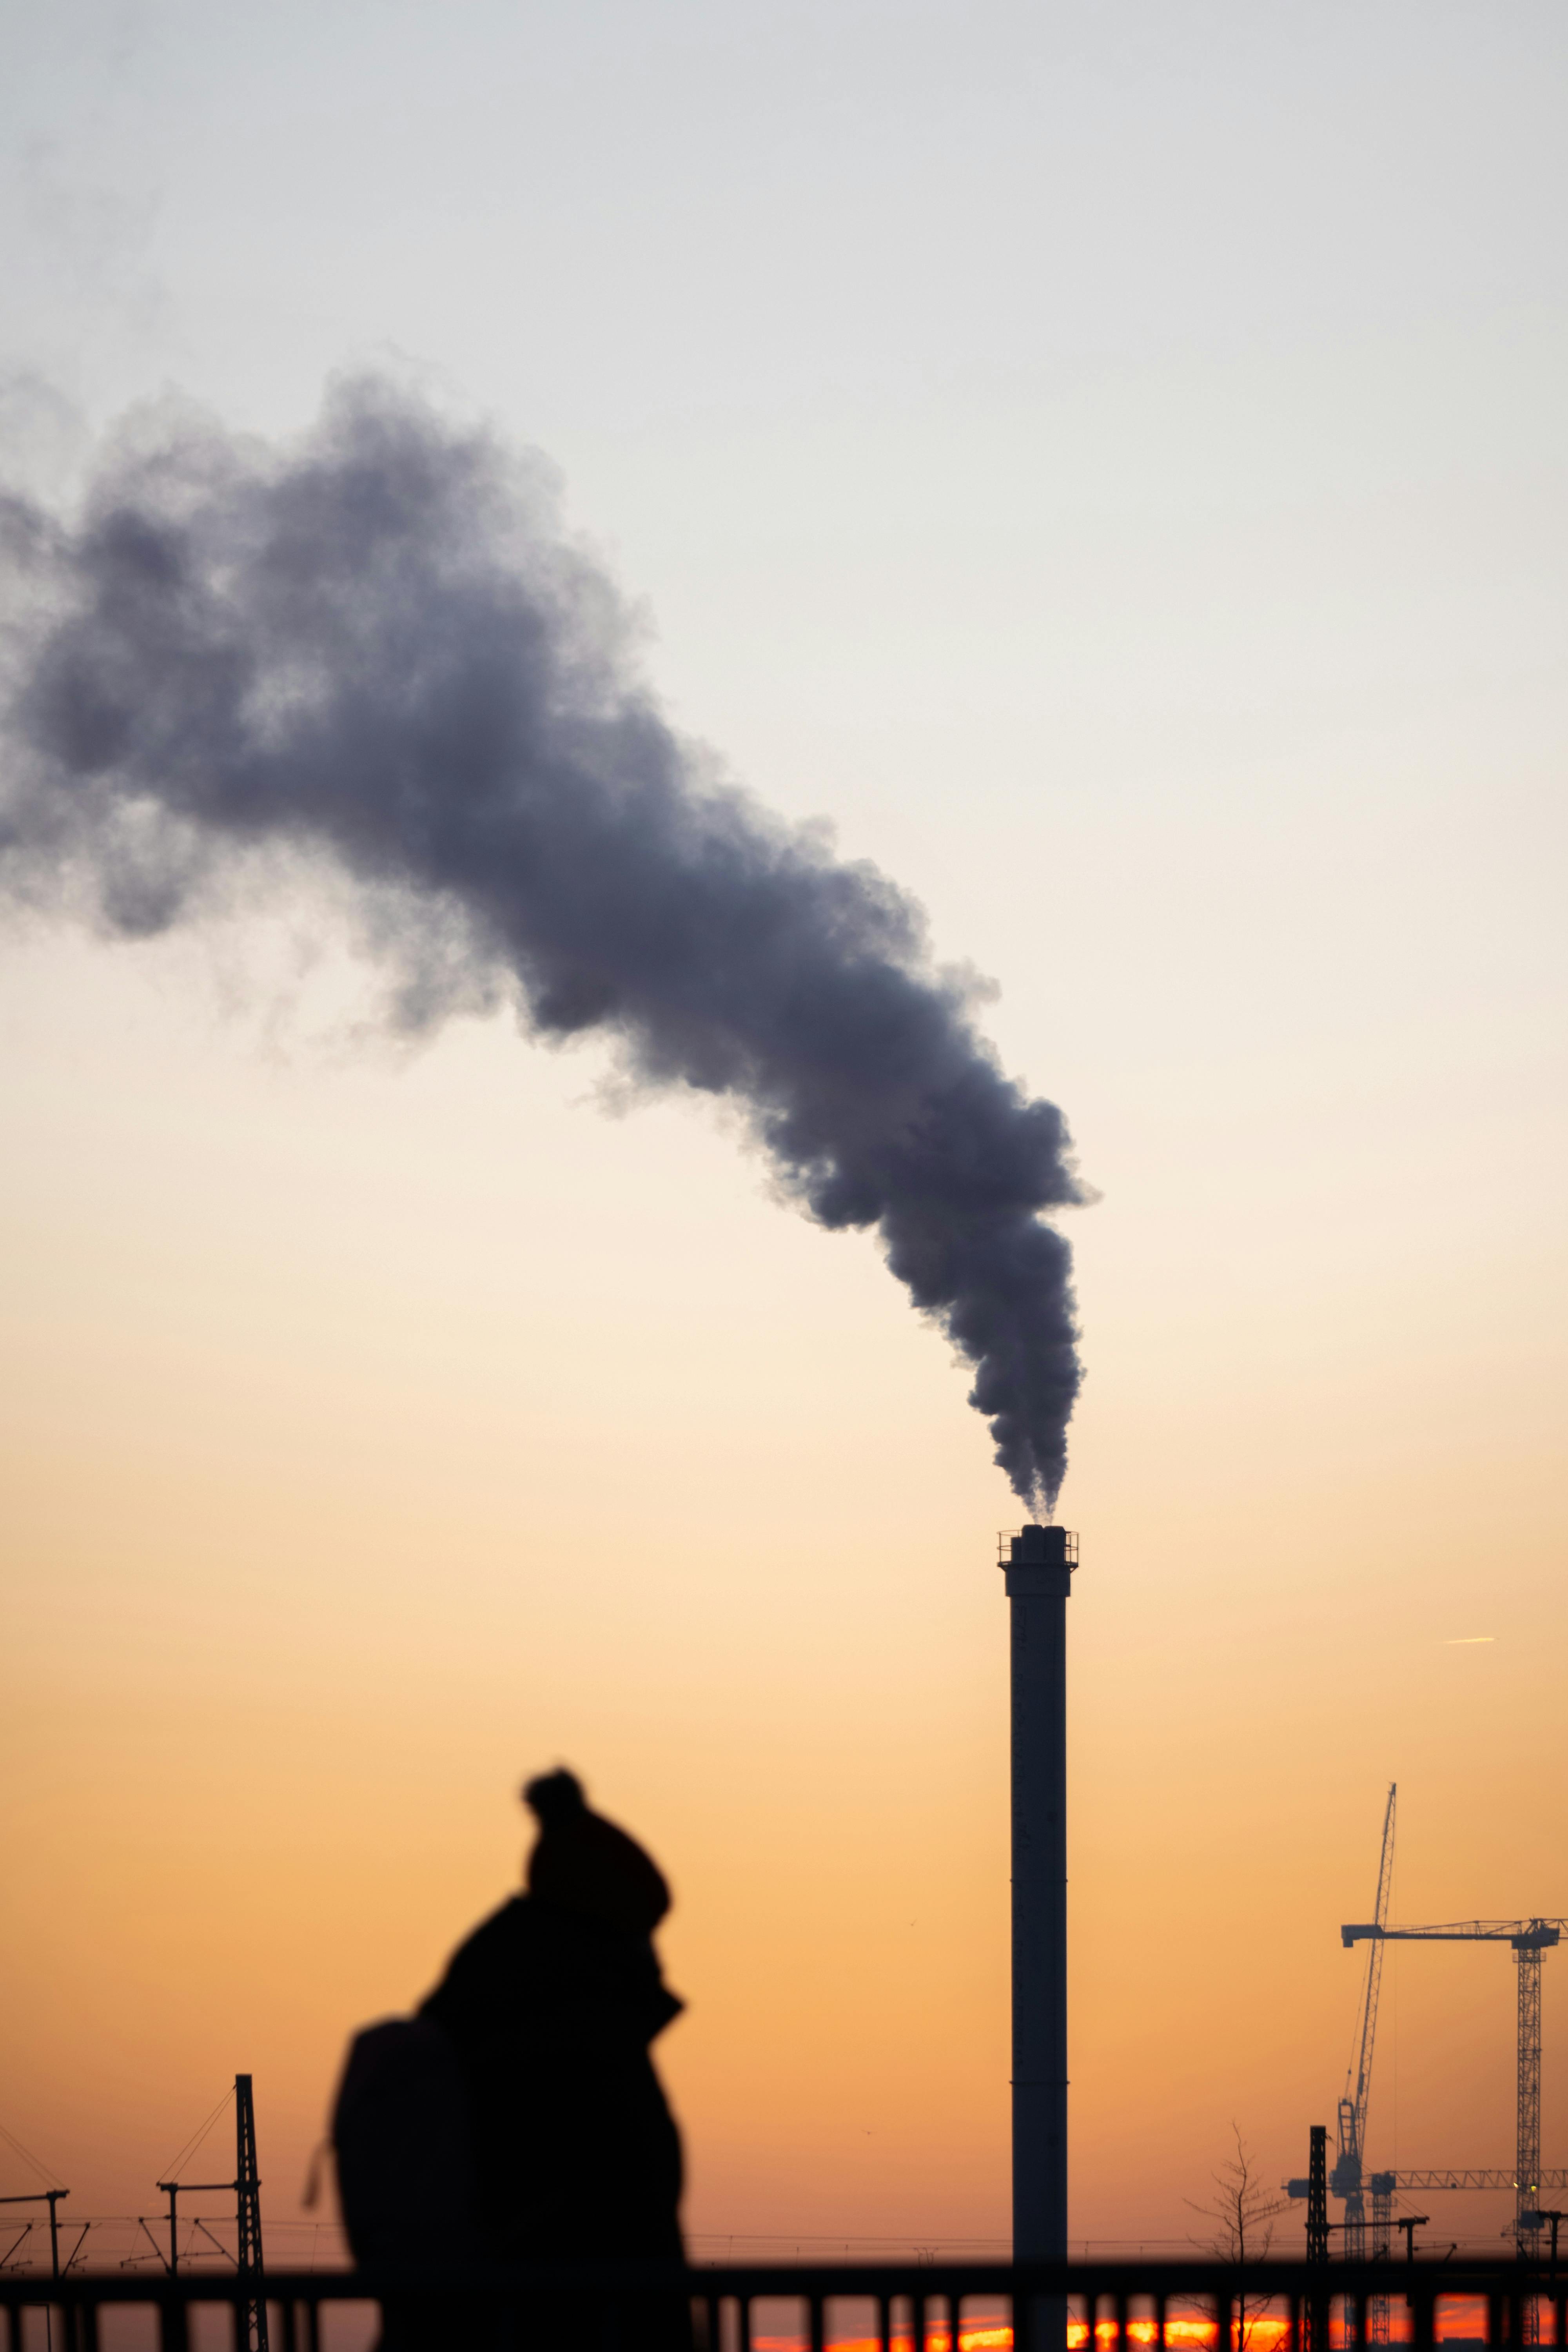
1186;2127;1291;2350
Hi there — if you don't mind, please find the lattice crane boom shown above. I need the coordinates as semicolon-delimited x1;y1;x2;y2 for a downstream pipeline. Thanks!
1333;1783;1397;2263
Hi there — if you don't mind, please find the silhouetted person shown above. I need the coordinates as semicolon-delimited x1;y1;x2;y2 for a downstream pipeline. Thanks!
418;1769;686;2269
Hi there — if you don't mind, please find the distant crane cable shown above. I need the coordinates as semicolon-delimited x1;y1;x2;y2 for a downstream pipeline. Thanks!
0;2122;65;2190
158;2087;234;2186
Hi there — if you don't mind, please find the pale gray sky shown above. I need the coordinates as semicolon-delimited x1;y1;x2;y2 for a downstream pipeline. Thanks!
8;0;1558;1466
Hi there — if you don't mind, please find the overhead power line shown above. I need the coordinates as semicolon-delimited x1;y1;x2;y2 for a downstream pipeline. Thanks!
158;2087;234;2187
0;2122;66;2192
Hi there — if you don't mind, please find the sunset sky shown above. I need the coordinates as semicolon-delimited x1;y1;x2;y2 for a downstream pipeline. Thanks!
2;0;1565;2263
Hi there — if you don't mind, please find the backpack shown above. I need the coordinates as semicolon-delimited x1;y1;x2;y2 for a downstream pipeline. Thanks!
330;2016;480;2269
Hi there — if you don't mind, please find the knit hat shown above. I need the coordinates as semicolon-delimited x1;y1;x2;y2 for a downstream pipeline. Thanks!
522;1769;671;1936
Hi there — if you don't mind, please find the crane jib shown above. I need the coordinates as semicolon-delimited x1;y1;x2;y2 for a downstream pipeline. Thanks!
1341;1921;1563;1949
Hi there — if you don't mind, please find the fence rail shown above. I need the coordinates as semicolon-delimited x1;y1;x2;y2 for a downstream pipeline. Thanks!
1;2258;1564;2352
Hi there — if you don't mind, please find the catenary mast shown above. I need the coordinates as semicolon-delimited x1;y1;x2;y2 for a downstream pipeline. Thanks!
235;2075;269;2352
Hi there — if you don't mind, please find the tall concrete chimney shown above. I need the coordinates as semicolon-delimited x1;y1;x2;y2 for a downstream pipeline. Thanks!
1002;1522;1076;2262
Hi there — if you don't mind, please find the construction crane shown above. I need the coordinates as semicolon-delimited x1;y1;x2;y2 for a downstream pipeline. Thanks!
1340;1916;1567;2252
1334;1784;1397;2262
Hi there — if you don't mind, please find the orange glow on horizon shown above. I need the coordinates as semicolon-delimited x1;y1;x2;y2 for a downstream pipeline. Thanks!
751;2303;1507;2352
751;2328;1279;2352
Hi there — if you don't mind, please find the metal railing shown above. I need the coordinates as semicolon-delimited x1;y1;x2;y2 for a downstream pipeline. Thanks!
2;2257;1565;2352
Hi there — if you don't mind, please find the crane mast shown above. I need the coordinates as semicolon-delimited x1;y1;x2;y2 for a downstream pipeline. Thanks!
1333;1783;1397;2262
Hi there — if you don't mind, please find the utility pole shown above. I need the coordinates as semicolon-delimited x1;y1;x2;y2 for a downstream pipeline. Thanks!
1306;2127;1330;2268
155;2177;233;2276
1397;2214;1429;2262
1303;2126;1331;2352
235;2076;269;2352
0;2191;69;2279
155;2071;268;2352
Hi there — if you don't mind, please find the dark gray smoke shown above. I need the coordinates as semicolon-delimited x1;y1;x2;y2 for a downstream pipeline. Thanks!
0;378;1085;1510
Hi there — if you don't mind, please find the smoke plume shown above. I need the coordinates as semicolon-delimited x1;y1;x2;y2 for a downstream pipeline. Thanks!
0;378;1085;1510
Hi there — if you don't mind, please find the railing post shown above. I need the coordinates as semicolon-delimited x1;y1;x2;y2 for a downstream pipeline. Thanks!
70;2291;101;2352
1411;2281;1435;2352
158;2284;190;2352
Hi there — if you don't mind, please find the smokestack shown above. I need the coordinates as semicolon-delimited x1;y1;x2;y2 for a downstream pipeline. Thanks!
1002;1520;1076;2262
